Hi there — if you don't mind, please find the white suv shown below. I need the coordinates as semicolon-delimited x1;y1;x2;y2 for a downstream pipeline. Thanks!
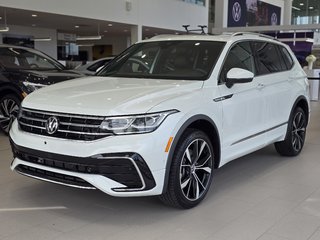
9;33;310;208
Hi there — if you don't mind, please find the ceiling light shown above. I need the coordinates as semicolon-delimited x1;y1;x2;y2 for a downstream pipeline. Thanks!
77;44;94;47
0;26;9;32
31;14;37;17
75;25;80;28
108;23;113;27
292;6;301;10
309;6;314;9
299;3;304;6
0;17;2;20
76;35;102;41
31;37;52;41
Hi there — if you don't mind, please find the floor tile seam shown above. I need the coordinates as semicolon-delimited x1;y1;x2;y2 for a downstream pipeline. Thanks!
205;195;278;239
259;232;290;240
45;213;129;238
260;200;320;239
291;185;320;218
307;226;320;240
305;142;320;146
0;148;10;151
1;226;63;240
268;189;319;207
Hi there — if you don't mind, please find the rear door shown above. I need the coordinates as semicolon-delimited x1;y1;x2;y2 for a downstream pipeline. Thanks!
252;41;293;143
218;41;266;165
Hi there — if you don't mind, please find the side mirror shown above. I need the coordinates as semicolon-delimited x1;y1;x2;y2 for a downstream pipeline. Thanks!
225;68;254;88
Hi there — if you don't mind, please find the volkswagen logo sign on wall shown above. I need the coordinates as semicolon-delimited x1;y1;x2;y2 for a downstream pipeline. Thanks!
271;12;278;25
232;2;242;22
46;116;59;135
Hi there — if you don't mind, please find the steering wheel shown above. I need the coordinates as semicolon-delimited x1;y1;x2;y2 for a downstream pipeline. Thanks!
29;63;40;69
127;58;150;73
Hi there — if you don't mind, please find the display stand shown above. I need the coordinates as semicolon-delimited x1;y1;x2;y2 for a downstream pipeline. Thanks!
304;69;320;101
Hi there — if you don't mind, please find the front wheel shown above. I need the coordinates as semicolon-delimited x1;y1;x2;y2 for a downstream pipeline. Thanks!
160;129;215;209
275;107;307;156
0;94;21;135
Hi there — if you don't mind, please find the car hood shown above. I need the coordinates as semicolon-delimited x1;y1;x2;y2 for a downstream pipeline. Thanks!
22;77;203;116
21;69;84;85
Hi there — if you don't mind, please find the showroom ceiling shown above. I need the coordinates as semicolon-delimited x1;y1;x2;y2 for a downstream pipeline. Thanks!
0;6;178;39
292;0;320;13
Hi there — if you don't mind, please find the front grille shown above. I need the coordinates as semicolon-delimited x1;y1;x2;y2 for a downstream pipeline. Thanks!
18;108;112;141
16;164;95;189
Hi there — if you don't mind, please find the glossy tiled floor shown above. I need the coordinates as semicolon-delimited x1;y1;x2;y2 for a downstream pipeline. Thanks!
0;102;319;240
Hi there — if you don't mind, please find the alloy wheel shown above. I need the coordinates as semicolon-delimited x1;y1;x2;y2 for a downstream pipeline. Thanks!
179;138;213;201
291;111;306;152
0;98;19;133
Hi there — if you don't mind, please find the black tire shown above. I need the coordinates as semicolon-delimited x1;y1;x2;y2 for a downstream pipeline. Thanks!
160;129;215;209
275;107;307;156
0;94;21;135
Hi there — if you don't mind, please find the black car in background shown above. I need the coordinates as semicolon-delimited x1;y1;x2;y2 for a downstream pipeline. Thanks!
0;44;83;134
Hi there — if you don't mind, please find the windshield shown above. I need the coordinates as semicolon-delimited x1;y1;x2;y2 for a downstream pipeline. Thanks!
0;47;64;70
98;40;225;80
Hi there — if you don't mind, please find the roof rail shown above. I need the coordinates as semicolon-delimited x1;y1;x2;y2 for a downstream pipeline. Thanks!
231;32;277;40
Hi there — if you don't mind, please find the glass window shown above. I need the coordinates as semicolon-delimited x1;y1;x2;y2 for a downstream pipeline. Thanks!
252;42;283;75
292;0;320;25
99;41;225;81
182;0;205;6
0;47;64;70
219;41;255;83
87;59;111;72
279;46;294;70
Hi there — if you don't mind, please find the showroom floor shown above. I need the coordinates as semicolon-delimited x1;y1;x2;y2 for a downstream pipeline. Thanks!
0;102;319;240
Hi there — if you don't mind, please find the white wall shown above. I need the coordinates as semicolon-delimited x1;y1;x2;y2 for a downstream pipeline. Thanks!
0;0;208;32
139;0;209;30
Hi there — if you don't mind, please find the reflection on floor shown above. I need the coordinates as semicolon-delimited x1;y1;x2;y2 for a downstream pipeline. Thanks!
0;102;319;240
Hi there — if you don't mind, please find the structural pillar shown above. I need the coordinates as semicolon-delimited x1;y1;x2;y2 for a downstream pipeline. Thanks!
130;24;142;46
283;0;292;25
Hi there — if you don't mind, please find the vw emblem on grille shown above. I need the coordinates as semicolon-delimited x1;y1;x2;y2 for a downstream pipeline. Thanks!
46;116;59;135
271;12;278;25
232;2;242;22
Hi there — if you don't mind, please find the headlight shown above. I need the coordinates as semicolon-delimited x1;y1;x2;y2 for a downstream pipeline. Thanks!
22;82;47;93
100;110;179;135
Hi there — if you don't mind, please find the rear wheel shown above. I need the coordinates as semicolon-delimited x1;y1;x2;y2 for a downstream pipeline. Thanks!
160;129;214;209
275;107;307;156
0;94;20;134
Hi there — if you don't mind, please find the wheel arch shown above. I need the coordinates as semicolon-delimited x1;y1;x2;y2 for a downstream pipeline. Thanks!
0;85;23;101
290;96;309;124
162;114;221;193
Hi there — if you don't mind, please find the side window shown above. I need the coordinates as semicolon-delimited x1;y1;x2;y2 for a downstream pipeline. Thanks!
0;49;20;69
253;42;284;75
279;46;294;70
220;41;255;83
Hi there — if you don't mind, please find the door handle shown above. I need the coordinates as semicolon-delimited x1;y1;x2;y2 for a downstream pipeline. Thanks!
257;83;265;89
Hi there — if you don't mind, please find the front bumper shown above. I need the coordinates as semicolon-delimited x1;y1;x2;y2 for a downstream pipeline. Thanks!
9;120;173;197
11;141;156;192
